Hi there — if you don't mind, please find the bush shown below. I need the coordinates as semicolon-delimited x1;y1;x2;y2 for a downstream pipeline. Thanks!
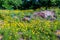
0;0;60;9
1;0;22;9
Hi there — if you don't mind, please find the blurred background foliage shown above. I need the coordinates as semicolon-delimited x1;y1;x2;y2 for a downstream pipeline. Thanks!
0;0;60;10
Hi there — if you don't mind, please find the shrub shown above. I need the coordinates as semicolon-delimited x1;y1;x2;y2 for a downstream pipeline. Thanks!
0;0;60;9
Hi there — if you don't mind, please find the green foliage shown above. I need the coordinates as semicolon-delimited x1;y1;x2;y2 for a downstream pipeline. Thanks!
0;0;60;9
1;0;22;9
0;8;60;40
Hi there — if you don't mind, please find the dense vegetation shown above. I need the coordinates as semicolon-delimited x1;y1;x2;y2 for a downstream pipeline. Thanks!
0;8;60;40
0;0;60;9
0;0;60;40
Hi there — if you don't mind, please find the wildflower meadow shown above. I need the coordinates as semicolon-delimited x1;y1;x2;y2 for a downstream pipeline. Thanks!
0;7;60;40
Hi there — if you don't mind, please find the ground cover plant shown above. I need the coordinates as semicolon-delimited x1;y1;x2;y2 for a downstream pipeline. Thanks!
0;7;60;40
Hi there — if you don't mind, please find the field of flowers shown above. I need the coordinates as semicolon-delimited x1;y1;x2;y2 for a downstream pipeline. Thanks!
0;7;60;40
